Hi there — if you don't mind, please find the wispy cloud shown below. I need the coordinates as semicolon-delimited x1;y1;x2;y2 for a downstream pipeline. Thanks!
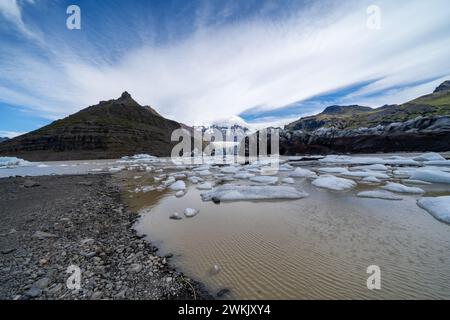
0;0;449;130
0;0;37;39
0;130;25;138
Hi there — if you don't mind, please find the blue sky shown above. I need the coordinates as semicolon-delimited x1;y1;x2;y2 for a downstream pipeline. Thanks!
0;0;450;136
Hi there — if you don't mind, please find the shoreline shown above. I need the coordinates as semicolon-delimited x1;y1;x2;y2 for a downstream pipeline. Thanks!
0;173;212;300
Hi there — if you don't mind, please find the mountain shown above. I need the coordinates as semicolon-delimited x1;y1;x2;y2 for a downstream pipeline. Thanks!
280;81;450;154
0;137;8;143
0;92;185;161
286;83;450;132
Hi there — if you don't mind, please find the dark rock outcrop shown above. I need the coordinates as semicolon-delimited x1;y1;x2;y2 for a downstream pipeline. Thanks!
434;80;450;93
0;137;8;143
0;92;186;161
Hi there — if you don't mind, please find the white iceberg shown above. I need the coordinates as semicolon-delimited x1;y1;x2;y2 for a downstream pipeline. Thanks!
197;170;212;176
319;155;419;166
234;172;255;179
312;176;356;191
196;182;213;190
175;190;185;197
361;176;381;183
250;176;278;185
169;180;186;191
402;179;432;185
318;167;349;174
221;166;240;174
382;182;424;194
352;164;388;171
412;152;445;162
343;170;390;179
281;177;295;184
201;185;308;202
357;190;403;200
289;167;317;178
188;176;202;184
409;169;450;184
423;160;450;166
417;196;450;224
184;208;199;218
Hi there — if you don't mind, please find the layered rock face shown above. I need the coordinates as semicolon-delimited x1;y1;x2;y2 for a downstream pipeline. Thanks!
280;115;450;154
280;81;450;155
0;92;184;161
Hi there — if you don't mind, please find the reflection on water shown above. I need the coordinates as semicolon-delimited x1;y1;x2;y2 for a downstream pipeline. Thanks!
129;169;450;300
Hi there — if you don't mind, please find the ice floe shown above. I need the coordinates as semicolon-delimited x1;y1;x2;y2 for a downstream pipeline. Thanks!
409;169;450;184
169;180;186;191
319;155;419;166
289;167;317;178
196;182;213;190
233;172;255;179
357;190;403;200
184;208;199;218
220;166;240;174
382;182;424;194
412;152;446;162
250;176;279;185
312;176;356;191
361;176;381;183
175;191;185;197
282;177;295;184
0;157;32;168
201;185;308;202
417;196;450;224
352;164;388;171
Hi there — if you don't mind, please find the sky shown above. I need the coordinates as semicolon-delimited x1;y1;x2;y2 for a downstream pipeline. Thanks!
0;0;450;137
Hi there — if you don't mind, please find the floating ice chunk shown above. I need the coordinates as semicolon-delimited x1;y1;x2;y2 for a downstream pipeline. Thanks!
362;176;381;183
109;166;125;173
197;182;213;190
319;155;419;166
184;208;199;218
234;172;255;179
37;164;49;168
382;182;424;194
250;176;278;185
288;156;304;161
412;152;445;162
409;169;450;184
169;180;186;191
169;212;182;220
343;170;390;179
318;167;349;174
282;177;295;184
278;163;294;171
175;190;185;197
357;190;403;200
197;170;212;176
402;179;432;185
312;176;356;191
417;196;450;224
352;164;388;171
289;167;317;178
201;185;308;202
188;176;202;184
221;166;240;174
423;160;450;166
172;173;187;180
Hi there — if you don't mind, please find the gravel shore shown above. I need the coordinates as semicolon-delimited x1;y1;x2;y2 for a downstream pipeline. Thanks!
0;174;211;300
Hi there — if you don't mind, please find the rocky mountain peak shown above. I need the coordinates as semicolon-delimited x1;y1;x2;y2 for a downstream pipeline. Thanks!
434;80;450;93
322;105;371;115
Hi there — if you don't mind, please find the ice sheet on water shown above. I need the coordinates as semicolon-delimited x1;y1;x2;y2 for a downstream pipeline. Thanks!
423;160;450;166
362;176;381;183
289;167;317;178
412;152;446;162
220;166;240;174
0;157;32;168
169;180;186;191
409;169;450;184
417;196;450;224
319;155;419;166
118;154;162;163
282;177;295;184
357;190;403;200
233;172;255;179
382;182;424;194
312;175;356;191
250;176;278;185
196;182;213;190
352;164;388;171
201;185;308;202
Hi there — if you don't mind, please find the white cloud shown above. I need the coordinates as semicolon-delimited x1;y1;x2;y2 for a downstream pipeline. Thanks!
0;130;25;138
0;0;37;38
0;0;449;127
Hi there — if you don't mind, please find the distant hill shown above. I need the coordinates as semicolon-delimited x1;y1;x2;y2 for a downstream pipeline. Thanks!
0;92;185;161
286;81;450;131
0;137;8;143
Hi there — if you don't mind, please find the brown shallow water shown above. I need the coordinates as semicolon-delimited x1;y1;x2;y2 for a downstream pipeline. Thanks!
124;165;450;300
